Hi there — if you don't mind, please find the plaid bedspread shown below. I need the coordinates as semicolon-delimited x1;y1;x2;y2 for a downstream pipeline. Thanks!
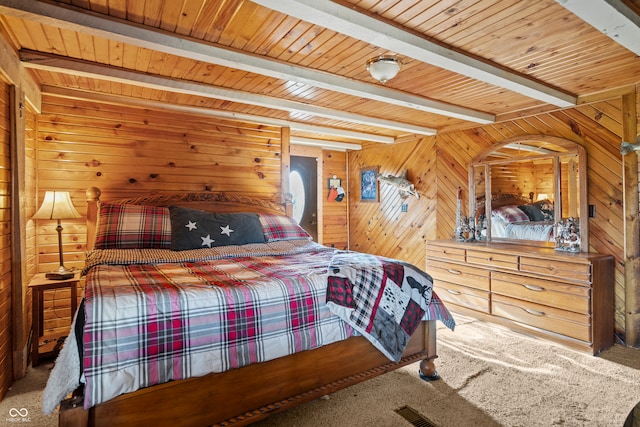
81;242;351;409
46;240;454;410
326;251;455;361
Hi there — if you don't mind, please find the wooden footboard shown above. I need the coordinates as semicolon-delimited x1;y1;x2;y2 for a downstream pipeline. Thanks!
59;320;437;427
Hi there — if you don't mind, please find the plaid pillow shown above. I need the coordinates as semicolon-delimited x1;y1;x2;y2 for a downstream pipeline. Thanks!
259;214;312;242
491;205;529;224
94;202;172;249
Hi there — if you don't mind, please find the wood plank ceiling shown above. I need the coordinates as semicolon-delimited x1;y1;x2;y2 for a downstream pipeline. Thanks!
0;0;639;148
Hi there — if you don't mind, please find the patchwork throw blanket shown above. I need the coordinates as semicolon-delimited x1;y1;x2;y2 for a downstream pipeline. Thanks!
326;250;455;361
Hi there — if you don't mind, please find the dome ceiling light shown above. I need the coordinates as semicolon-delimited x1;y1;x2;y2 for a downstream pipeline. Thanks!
366;55;402;84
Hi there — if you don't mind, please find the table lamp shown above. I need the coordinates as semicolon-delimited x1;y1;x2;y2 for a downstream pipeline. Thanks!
32;191;82;280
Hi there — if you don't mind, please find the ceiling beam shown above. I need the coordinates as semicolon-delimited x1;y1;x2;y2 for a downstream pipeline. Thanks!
42;85;377;145
290;137;361;151
555;0;640;56
252;0;577;108
22;50;430;138
0;0;492;124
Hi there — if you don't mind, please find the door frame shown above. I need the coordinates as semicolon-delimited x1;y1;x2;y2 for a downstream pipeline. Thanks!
290;145;324;245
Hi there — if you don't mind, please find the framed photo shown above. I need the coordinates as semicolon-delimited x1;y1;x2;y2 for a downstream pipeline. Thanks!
360;166;379;202
328;177;342;189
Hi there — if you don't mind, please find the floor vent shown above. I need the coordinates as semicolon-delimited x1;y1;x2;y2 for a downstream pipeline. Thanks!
394;405;438;427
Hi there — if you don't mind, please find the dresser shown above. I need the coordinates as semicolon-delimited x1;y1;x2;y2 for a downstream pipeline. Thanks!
426;240;614;354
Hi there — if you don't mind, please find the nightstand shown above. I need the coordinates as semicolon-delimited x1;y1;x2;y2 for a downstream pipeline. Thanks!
29;272;80;366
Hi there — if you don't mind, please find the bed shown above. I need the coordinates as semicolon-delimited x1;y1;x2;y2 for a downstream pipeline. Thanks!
44;187;455;427
478;194;554;242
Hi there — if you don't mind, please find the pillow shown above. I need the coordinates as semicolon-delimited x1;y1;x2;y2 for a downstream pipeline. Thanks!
491;205;529;224
94;202;171;249
259;214;312;242
518;204;546;222
533;199;554;220
169;206;266;251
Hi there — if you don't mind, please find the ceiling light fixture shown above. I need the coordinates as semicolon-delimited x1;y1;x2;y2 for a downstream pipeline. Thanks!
366;56;402;84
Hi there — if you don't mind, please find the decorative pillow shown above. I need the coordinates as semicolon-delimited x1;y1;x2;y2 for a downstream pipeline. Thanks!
518;204;546;222
169;206;266;251
94;202;172;249
533;199;554;220
259;214;312;242
491;205;529;224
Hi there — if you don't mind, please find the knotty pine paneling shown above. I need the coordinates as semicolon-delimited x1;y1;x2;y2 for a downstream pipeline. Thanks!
34;95;286;332
35;95;283;268
348;99;629;343
322;150;348;250
0;81;12;401
348;137;438;268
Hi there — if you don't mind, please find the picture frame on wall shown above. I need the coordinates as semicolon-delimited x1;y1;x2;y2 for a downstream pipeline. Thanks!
360;166;379;202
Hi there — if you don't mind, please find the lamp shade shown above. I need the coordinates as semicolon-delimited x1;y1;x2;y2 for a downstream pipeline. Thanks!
366;56;402;84
33;191;82;220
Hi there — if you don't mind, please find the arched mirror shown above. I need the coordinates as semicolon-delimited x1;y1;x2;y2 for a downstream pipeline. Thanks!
469;135;588;251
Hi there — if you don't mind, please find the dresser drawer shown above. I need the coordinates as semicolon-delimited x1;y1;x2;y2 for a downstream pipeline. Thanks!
466;249;518;271
434;281;490;313
491;294;591;342
491;271;590;314
427;243;466;262
427;259;490;291
519;256;591;283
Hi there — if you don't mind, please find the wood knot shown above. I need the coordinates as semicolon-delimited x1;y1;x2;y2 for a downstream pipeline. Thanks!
129;178;137;184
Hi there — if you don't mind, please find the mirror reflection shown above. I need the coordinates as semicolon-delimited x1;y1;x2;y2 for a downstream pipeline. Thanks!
469;135;588;251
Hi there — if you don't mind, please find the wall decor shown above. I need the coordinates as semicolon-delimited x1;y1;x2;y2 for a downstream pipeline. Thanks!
360;166;379;202
377;169;420;199
554;217;580;252
328;175;342;189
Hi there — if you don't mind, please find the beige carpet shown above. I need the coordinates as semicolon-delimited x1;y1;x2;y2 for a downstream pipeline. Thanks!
2;315;639;427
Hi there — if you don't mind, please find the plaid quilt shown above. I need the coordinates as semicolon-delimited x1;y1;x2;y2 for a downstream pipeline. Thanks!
82;242;351;409
326;250;455;361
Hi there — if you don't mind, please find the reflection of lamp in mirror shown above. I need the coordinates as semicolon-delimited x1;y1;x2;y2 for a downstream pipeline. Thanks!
32;191;82;280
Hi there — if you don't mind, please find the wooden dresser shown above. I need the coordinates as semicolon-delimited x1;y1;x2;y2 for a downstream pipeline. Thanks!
426;240;614;354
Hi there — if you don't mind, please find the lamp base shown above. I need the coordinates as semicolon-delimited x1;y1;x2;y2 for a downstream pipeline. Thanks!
46;271;75;280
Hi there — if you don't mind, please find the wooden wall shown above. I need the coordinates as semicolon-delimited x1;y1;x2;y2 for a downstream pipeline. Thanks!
0;78;12;401
349;97;631;343
348;137;439;264
322;150;348;250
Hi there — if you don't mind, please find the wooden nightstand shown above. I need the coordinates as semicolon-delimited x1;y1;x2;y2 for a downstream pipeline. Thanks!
29;272;80;366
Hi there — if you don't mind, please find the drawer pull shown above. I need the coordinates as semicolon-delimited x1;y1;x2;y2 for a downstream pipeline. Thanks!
523;284;545;292
447;269;462;275
524;308;545;316
446;289;462;295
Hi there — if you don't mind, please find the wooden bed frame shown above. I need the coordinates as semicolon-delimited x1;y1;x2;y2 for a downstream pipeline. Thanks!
58;187;440;427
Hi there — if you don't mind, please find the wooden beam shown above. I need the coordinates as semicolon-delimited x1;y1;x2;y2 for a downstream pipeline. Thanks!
622;90;640;347
0;25;40;112
556;0;640;56
0;0;491;124
22;51;436;137
9;85;27;379
42;85;377;145
281;127;292;217
252;0;577;108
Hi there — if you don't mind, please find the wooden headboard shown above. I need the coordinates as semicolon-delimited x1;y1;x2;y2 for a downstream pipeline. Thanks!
86;187;290;249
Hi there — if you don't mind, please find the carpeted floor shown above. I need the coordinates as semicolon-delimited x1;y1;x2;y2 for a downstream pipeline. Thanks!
2;315;639;427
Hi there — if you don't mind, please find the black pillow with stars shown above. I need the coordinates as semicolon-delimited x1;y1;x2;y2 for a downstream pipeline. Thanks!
169;206;266;251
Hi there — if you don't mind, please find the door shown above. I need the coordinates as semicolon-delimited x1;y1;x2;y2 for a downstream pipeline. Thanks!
290;156;318;241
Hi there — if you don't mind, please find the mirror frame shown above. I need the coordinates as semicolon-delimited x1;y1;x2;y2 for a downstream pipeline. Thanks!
469;135;588;251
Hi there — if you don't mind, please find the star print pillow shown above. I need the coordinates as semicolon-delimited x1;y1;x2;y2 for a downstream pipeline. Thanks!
168;206;266;251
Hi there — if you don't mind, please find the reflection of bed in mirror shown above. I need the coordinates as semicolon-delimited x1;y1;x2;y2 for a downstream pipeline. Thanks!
477;194;555;242
469;135;588;251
